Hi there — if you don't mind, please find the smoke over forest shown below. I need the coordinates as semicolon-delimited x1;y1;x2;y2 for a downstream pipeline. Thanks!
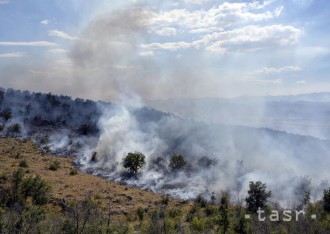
1;87;330;208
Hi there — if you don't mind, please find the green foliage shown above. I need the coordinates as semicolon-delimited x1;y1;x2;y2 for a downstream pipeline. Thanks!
218;193;230;233
12;168;25;188
323;188;330;213
168;208;182;219
169;155;186;171
160;196;170;206
195;195;208;208
191;217;207;232
69;168;78;176
49;160;60;171
63;195;100;234
136;207;144;225
122;152;146;175
245;181;272;213
21;175;51;205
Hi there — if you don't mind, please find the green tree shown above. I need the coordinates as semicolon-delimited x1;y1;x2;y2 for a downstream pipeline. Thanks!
122;152;146;175
21;175;51;205
169;155;186;171
245;181;271;213
323;188;330;213
218;193;229;233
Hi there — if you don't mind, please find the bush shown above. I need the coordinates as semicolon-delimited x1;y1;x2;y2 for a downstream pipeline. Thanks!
19;160;28;168
21;175;51;205
168;208;182;218
169;155;186;171
245;181;271;213
122;152;146;175
48;161;60;171
12;168;25;188
195;195;208;208
69;169;78;176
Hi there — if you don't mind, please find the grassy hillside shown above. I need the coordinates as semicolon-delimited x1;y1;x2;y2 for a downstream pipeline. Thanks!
1;139;330;233
0;138;183;212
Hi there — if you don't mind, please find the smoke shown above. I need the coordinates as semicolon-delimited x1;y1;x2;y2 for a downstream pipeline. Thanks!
54;3;330;207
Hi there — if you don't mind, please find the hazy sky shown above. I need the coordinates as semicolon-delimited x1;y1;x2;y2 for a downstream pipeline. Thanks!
0;0;329;100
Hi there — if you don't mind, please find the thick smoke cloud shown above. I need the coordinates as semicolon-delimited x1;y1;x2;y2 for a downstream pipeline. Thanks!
60;4;330;206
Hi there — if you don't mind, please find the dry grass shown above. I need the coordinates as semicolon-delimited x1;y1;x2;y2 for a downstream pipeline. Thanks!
0;137;189;217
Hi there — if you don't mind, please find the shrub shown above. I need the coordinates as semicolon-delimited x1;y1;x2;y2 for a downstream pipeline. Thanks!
21;175;51;205
19;160;28;168
48;161;60;171
69;169;78;176
169;155;186;171
245;181;271;213
195;195;208;208
136;207;144;225
122;152;146;175
160;196;170;206
12;168;25;188
168;208;182;218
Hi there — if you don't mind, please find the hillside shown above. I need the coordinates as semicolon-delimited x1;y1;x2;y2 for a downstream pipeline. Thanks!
0;137;179;213
2;138;330;233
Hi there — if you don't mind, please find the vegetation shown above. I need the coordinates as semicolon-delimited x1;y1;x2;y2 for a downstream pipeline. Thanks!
48;160;60;171
169;154;186;171
323;188;330;213
245;181;272;213
122;152;146;175
1;135;330;233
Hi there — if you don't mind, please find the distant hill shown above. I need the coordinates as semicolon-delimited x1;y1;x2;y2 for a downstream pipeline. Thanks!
146;94;330;139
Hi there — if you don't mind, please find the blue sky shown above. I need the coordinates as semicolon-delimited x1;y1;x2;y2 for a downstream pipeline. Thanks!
0;0;329;100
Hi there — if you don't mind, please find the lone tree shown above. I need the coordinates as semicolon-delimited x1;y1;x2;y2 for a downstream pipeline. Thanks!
122;152;146;175
169;155;186;171
245;181;272;213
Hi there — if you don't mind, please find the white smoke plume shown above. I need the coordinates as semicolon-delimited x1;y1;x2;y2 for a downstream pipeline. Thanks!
44;2;330;207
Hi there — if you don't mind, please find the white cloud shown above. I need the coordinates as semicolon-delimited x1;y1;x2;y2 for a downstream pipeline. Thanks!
185;0;211;5
0;41;57;46
139;50;154;56
296;80;306;84
0;0;9;4
142;25;302;54
40;19;50;25
205;25;301;53
141;41;192;51
149;1;282;34
48;30;79;41
0;52;25;58
153;27;177;36
256;66;302;74
49;48;68;54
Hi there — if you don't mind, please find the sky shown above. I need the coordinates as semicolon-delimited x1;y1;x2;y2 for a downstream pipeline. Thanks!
0;0;330;101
